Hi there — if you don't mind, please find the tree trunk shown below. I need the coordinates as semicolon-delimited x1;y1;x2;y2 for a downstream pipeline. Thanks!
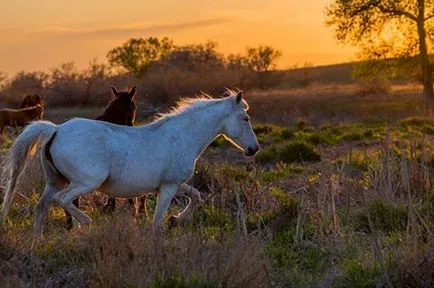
417;0;434;103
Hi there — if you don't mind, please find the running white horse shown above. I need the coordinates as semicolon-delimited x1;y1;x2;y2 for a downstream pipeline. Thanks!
0;90;259;237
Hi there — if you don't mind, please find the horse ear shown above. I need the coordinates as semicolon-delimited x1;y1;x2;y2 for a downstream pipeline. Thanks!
111;86;120;97
129;86;137;99
236;90;243;104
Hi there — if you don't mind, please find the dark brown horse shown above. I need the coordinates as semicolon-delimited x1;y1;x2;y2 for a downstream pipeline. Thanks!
65;85;137;229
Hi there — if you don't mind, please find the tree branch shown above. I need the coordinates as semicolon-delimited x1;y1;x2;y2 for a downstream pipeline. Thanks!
349;0;417;21
376;3;417;21
425;14;434;21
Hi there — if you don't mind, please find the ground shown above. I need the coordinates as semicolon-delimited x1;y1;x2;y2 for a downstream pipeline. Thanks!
1;83;434;288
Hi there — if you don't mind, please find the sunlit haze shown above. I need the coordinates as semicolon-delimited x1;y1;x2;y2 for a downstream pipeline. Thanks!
0;0;355;76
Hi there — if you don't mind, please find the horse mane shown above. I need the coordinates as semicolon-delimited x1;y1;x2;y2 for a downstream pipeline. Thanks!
153;89;248;126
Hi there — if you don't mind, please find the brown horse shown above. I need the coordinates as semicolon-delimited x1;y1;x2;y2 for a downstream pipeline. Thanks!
0;105;44;134
20;94;43;109
65;85;138;229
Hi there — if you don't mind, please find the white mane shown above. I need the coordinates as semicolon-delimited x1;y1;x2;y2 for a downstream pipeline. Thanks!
152;89;248;125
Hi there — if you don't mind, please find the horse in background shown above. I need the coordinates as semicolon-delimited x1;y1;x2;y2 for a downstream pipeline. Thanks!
20;95;43;109
0;105;44;134
65;85;138;229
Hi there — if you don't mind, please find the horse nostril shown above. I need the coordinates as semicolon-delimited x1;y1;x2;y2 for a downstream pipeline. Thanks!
246;146;258;156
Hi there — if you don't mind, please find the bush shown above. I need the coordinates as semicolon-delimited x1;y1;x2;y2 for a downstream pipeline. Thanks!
253;123;276;135
278;140;321;163
399;117;429;127
306;132;339;146
256;140;320;164
334;260;381;288
256;145;279;163
349;200;407;233
356;79;391;96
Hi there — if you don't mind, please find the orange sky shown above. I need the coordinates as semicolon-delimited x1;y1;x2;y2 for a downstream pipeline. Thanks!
0;0;355;76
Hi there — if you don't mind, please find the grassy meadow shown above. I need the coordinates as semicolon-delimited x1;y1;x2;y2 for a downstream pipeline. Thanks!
1;82;434;287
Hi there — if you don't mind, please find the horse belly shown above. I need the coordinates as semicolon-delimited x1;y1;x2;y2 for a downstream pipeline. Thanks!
99;173;161;198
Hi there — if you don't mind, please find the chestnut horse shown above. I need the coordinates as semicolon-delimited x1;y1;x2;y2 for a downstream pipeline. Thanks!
0;105;44;134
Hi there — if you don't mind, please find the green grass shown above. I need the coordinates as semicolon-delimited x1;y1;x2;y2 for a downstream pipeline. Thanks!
348;200;407;234
261;164;304;182
257;140;320;164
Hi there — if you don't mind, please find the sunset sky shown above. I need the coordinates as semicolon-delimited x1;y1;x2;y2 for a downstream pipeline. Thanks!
0;0;356;76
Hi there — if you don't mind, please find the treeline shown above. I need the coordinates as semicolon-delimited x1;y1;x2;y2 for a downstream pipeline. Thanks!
0;38;283;107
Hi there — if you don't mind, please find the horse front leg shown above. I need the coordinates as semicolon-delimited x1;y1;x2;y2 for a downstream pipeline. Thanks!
168;183;203;229
153;184;178;233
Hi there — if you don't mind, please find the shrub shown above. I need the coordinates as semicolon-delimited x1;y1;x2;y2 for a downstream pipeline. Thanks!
256;145;279;163
256;140;320;164
399;117;428;127
278;140;321;163
253;123;276;135
306;132;339;146
356;79;391;96
334;260;382;288
349;200;407;233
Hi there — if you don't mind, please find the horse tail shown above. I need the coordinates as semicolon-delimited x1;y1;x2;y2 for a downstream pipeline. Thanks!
0;120;57;226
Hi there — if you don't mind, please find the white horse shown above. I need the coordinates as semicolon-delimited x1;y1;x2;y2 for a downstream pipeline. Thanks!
0;90;259;237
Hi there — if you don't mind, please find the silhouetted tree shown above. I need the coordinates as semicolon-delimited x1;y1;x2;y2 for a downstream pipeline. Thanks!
227;53;252;89
107;37;173;78
160;41;225;70
244;45;282;89
80;59;111;105
245;45;282;72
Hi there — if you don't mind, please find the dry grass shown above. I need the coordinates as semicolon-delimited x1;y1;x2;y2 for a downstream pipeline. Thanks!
1;212;272;288
247;83;426;125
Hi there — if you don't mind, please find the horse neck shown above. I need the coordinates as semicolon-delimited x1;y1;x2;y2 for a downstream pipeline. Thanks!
149;101;230;158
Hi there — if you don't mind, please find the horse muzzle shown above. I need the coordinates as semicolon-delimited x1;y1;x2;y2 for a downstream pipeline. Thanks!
245;145;259;157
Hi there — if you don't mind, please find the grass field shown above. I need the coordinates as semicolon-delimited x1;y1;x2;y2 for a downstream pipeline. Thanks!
1;84;434;287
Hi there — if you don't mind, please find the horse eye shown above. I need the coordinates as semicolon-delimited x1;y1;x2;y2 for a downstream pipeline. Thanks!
244;117;249;122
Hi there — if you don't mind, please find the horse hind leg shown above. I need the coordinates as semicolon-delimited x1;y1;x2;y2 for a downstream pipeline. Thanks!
34;184;58;238
35;146;67;238
52;182;99;226
65;197;80;230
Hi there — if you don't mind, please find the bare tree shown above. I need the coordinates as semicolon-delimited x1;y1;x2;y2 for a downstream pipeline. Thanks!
80;59;111;105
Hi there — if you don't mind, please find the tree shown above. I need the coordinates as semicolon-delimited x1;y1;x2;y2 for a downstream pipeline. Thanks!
80;59;111;105
326;0;434;101
226;53;252;89
244;45;282;89
160;41;225;70
0;71;48;105
245;45;282;72
107;37;173;78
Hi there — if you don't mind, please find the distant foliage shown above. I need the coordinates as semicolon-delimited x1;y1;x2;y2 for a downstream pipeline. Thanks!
0;38;285;106
107;37;174;78
245;45;282;73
